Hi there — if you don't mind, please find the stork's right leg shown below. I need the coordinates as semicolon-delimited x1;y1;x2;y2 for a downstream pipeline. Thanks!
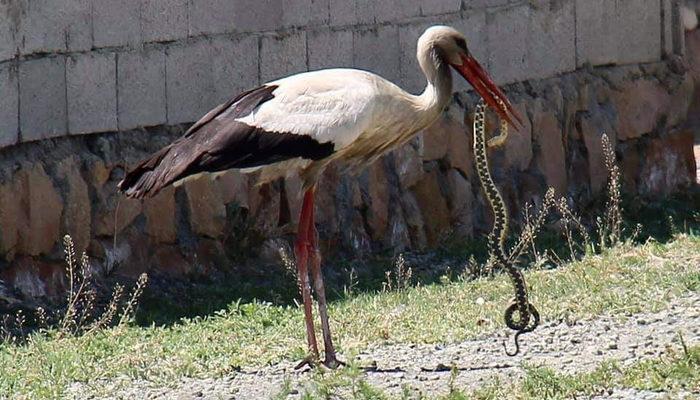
294;188;320;369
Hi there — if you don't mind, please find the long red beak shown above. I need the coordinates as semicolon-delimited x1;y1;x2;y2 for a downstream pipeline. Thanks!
451;54;523;130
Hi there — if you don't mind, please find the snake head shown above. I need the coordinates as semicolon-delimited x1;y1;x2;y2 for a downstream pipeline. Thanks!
487;134;507;148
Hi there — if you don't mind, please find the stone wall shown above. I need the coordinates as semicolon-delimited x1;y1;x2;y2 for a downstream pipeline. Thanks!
0;1;697;301
0;0;679;145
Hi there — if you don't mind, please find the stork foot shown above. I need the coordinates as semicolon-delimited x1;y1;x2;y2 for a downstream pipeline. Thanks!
294;355;320;370
322;355;346;370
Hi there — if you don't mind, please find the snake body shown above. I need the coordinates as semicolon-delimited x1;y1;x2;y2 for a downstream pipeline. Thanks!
472;99;539;356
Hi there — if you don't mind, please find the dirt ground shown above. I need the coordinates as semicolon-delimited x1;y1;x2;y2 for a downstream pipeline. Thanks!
67;293;700;399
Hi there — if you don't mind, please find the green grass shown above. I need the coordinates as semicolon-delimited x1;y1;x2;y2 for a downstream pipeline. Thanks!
1;234;699;398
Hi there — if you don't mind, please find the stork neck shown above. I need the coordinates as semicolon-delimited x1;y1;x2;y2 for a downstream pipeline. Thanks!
415;52;453;118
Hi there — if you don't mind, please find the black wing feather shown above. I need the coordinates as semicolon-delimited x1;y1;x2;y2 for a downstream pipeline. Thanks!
118;85;334;199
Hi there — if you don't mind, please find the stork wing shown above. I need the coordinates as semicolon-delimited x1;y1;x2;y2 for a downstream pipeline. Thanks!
119;69;379;198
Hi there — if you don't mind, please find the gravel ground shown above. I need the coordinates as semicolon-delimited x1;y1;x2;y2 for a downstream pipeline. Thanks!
68;294;700;400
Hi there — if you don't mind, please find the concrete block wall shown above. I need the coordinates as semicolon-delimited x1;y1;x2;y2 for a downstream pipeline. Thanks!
0;0;682;147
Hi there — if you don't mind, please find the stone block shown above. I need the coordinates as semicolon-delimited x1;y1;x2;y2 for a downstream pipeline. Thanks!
185;176;226;238
503;102;532;171
117;48;167;130
611;80;670;140
65;0;93;51
354;26;400;85
230;0;283;32
93;0;141;48
142;0;188;43
662;0;673;56
640;129;695;194
210;35;259;104
0;65;18;148
283;0;330;27
17;0;63;54
575;0;617;66
465;0;509;8
367;161;390;239
166;36;259;124
308;28;353;70
412;169;450;245
576;0;661;67
260;31;307;82
615;0;661;64
486;4;528;84
67;52;118;134
373;0;422;23
57;156;91;253
532;104;566;195
0;1;18;61
421;0;462;16
188;0;237;35
15;163;64;256
143;186;177;243
189;0;282;35
488;2;575;84
166;40;216;124
16;0;91;54
19;57;67;141
329;0;355;26
527;0;575;80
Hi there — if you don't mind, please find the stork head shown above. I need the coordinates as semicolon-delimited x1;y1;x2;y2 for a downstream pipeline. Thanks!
418;25;522;129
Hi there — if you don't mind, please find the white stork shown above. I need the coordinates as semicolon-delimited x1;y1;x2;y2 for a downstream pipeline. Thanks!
118;25;521;368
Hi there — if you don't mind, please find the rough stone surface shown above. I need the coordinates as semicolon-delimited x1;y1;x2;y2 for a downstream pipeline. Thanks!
19;56;67;141
576;0;662;67
366;161;390;240
283;0;330;27
185;176;227;239
67;52;118;134
117;49;167;130
640;129;696;195
0;64;18;147
0;182;20;259
420;0;461;16
141;0;188;43
532;104;567;195
329;0;356;26
189;0;282;35
612;80;670;140
487;2;575;84
0;1;16;61
57;157;91;253
412;169;451;245
308;28;354;70
93;0;141;48
354;26;400;86
209;35;260;105
143;186;177;244
15;164;64;256
260;32;307;83
502;102;532;171
166;41;217;124
17;0;91;54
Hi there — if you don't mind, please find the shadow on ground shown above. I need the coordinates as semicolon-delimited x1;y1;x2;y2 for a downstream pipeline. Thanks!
134;186;700;327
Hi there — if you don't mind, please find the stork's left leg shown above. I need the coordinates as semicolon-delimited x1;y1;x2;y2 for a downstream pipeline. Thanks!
308;219;344;369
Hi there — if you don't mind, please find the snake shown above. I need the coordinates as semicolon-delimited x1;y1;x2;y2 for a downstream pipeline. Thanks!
472;98;540;356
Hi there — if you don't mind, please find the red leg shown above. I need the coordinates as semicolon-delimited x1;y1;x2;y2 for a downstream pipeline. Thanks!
309;221;343;368
294;187;319;367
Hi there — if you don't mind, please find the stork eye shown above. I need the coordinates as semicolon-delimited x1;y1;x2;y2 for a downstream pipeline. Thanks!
455;38;467;51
